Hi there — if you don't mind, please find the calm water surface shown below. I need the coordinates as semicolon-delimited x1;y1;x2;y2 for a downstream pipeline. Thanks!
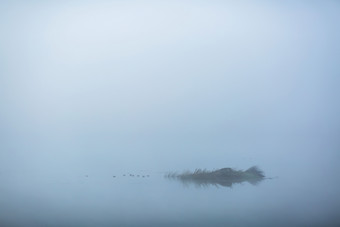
1;166;339;227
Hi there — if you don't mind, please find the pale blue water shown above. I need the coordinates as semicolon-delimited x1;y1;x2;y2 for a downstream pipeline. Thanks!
1;165;339;227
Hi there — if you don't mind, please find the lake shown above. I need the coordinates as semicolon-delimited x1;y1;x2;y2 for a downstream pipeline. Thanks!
1;163;339;227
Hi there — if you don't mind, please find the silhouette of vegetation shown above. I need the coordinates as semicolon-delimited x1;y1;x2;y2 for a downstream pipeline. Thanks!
165;166;265;188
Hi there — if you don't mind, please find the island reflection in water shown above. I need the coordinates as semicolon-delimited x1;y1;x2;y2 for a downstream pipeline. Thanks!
165;166;265;188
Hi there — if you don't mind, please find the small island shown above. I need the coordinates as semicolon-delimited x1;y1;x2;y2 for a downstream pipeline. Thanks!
165;166;265;187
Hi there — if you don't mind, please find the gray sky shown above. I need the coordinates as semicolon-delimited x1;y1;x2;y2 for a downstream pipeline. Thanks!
0;0;339;176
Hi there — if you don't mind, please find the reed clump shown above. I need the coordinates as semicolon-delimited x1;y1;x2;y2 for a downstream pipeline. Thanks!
165;166;265;187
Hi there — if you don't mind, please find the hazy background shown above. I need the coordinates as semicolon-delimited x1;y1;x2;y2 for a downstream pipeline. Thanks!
0;0;339;226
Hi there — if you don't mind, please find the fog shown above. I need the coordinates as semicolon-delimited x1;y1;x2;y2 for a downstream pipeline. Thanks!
1;1;339;226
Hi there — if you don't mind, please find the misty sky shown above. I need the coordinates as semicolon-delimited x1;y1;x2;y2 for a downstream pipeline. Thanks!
0;0;339;178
